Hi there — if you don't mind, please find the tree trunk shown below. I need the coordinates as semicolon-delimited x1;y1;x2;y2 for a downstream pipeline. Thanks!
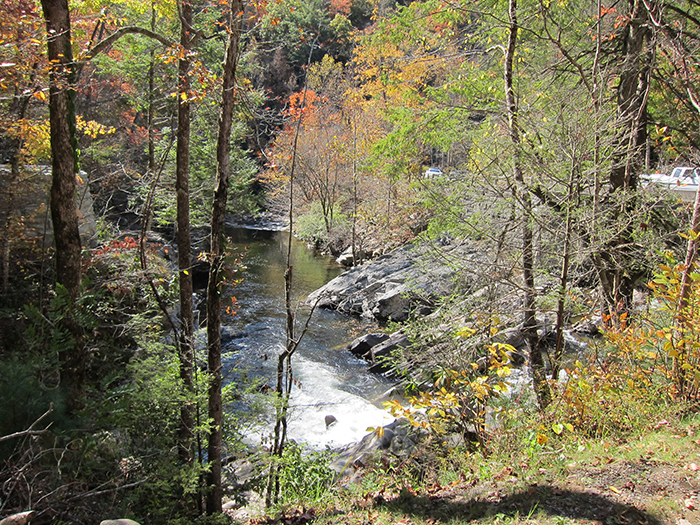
266;45;317;506
504;0;550;409
40;0;85;413
176;0;196;465
596;0;654;315
610;0;652;193
1;159;20;298
148;1;157;175
40;0;82;301
1;69;36;299
206;0;243;515
551;165;577;382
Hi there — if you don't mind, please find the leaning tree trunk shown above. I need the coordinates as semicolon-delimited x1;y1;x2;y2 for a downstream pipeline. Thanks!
266;42;318;507
504;0;550;409
206;0;243;515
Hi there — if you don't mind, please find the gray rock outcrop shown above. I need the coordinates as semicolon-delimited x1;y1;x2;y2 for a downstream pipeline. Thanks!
347;333;390;357
346;331;410;375
308;240;483;323
331;418;428;476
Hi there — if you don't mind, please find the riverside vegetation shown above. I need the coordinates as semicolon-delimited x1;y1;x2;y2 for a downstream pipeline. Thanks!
3;0;700;523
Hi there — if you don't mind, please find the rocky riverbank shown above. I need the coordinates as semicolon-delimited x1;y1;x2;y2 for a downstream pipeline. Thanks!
308;238;487;323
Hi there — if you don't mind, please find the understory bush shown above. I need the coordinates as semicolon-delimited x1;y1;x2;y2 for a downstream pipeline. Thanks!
386;342;516;448
276;442;336;506
0;354;69;459
541;251;699;441
0;235;209;523
295;201;350;253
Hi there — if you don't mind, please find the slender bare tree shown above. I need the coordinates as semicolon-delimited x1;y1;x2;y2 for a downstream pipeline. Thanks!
206;0;244;514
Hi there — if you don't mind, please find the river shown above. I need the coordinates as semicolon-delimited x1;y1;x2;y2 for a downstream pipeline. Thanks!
218;226;395;449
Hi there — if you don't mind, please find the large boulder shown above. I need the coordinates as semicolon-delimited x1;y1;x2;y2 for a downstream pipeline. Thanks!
308;241;483;323
346;331;409;375
336;246;355;267
366;331;410;374
347;333;390;358
331;418;428;476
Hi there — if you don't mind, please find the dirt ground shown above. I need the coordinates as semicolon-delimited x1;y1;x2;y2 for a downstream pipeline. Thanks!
362;457;700;525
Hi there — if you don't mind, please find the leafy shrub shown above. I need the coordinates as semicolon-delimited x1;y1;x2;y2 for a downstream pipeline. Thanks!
84;236;176;323
0;354;68;459
386;343;515;446
295;201;350;251
277;442;336;505
544;252;699;440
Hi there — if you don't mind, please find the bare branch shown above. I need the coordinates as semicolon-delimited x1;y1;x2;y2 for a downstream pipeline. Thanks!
76;26;174;71
0;405;53;444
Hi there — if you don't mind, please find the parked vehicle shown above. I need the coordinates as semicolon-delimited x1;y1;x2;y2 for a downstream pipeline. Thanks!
423;167;444;179
642;166;699;189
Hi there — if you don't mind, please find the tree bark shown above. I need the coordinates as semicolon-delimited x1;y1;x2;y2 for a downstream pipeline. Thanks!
1;62;37;298
610;0;653;192
176;0;196;465
40;0;81;301
504;0;550;409
40;0;86;413
148;3;157;175
206;0;243;515
596;0;654;315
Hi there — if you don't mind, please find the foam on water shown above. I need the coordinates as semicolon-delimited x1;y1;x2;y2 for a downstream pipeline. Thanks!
243;353;395;450
282;355;396;448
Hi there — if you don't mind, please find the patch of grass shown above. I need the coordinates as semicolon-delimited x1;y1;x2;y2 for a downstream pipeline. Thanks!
259;404;700;525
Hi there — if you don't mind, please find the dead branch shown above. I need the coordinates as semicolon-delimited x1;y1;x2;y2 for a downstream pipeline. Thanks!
0;406;53;444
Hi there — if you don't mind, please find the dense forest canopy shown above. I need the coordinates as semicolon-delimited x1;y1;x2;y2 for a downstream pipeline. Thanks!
2;0;700;522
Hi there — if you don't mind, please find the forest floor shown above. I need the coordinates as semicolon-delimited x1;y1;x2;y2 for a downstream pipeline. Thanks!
237;415;700;525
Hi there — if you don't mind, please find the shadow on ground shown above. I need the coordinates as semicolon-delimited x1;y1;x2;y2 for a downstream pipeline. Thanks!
375;484;662;524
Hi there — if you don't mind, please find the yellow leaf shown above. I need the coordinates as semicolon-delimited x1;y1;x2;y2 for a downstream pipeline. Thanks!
367;426;384;438
537;433;548;445
183;270;189;275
